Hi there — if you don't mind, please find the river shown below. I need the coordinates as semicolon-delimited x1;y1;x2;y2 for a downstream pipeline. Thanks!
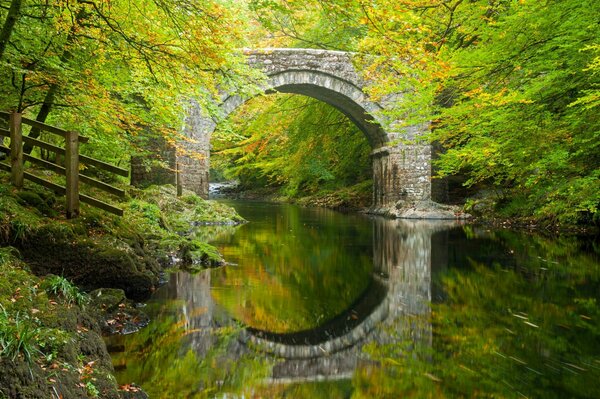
107;200;600;398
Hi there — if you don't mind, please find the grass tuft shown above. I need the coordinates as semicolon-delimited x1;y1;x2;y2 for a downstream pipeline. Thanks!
42;275;89;308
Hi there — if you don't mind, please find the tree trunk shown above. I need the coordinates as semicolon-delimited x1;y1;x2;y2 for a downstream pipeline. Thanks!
0;0;23;60
23;84;58;153
23;8;84;154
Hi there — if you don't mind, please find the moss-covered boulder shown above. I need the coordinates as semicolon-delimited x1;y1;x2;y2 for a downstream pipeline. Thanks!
180;238;224;270
0;253;120;399
18;230;159;301
89;288;127;312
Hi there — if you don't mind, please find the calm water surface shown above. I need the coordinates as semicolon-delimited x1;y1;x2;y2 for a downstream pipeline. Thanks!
108;201;600;398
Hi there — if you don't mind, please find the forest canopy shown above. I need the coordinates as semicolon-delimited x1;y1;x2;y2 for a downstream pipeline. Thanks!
1;0;599;224
0;0;261;163
235;0;600;224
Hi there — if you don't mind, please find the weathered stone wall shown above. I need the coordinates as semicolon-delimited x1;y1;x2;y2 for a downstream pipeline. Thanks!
178;101;211;198
371;144;432;211
178;48;439;208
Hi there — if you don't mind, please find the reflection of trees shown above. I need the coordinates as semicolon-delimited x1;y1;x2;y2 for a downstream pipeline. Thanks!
209;204;374;333
355;229;600;398
110;202;600;398
109;271;270;398
189;224;242;244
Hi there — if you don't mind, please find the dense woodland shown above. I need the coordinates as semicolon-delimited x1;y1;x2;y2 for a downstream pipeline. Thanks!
1;0;599;224
1;2;599;398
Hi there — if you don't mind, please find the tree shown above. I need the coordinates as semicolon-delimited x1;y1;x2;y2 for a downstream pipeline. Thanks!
249;0;600;224
0;0;261;163
0;0;23;60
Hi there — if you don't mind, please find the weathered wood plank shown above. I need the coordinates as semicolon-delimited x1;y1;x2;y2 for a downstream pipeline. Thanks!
79;174;125;197
0;161;10;172
23;171;66;195
21;136;127;178
80;155;129;177
24;155;126;197
65;130;80;218
79;194;123;216
23;171;123;216
0;127;9;138
20;117;89;143
23;154;66;175
10;112;23;188
22;136;66;155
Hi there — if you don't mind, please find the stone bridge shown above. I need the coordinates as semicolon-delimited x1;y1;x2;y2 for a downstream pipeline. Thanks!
177;48;449;216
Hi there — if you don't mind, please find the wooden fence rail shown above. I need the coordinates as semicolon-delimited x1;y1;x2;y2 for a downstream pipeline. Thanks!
0;111;128;218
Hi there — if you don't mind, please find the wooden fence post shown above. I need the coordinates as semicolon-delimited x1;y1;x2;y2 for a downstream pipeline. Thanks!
9;112;23;188
176;162;182;197
65;130;80;218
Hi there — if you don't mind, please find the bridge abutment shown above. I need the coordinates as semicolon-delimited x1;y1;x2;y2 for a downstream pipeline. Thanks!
371;144;432;209
178;100;212;198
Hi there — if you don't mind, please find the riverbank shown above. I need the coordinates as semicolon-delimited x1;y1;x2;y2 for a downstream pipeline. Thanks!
210;181;598;234
210;180;373;212
0;180;245;398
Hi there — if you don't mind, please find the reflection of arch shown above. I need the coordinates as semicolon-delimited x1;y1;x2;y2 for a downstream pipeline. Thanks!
236;219;459;383
178;48;436;212
169;219;460;383
239;277;388;359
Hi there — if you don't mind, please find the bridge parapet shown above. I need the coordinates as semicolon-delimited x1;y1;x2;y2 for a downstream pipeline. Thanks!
244;48;361;85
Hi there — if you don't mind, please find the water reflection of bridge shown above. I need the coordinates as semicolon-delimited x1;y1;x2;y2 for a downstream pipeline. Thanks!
169;218;459;383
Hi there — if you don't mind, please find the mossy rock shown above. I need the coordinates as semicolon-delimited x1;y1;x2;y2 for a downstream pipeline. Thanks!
0;258;120;399
16;190;57;217
89;288;127;311
180;239;223;268
20;235;158;301
0;359;53;398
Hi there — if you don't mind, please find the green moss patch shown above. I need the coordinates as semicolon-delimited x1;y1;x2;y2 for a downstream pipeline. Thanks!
0;178;244;300
0;250;120;398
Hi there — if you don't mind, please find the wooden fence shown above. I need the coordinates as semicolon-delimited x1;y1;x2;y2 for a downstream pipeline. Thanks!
0;111;128;218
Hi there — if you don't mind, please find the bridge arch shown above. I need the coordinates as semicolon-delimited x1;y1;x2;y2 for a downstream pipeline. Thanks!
178;48;440;214
219;69;388;148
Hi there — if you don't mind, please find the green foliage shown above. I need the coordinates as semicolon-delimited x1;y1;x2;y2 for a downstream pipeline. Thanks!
36;327;73;364
248;0;364;50
424;0;600;224
0;306;40;363
0;0;262;175
42;275;89;308
0;246;19;264
250;0;600;225
85;381;100;398
213;94;372;200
